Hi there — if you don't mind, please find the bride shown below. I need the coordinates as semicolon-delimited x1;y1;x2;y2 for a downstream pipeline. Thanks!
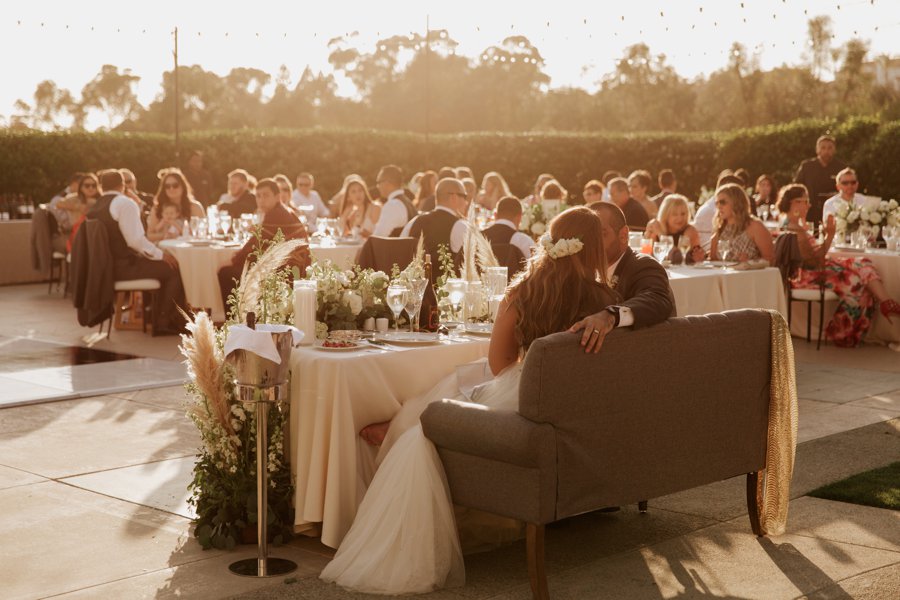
320;206;618;594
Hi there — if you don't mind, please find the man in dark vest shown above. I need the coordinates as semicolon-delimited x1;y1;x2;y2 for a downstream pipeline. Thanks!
794;134;846;228
401;177;469;259
372;164;417;237
217;178;310;313
482;196;535;272
87;169;186;334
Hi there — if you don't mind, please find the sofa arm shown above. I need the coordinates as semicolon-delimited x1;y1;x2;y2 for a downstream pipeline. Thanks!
421;398;554;468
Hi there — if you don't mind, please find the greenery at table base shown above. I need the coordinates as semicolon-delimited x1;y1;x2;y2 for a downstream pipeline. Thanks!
180;236;302;550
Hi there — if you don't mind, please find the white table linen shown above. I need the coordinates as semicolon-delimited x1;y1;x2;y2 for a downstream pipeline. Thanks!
159;239;362;321
789;250;900;344
289;338;490;548
668;265;787;317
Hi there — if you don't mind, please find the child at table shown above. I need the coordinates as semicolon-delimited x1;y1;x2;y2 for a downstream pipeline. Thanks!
148;201;185;242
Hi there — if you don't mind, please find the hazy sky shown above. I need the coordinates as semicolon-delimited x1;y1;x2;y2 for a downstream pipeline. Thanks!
2;0;897;128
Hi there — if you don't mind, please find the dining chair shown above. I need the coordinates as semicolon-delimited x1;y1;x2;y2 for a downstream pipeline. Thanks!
774;232;837;350
356;236;417;274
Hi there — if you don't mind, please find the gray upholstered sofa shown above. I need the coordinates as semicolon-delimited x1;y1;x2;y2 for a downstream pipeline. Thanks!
421;310;773;599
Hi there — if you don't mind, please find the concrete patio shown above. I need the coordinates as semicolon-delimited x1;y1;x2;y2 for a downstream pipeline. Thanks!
0;282;898;599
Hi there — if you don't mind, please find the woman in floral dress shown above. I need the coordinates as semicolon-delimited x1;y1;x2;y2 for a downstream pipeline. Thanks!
778;184;900;347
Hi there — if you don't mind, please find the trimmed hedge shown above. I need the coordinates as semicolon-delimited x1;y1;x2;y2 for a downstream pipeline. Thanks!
1;117;897;203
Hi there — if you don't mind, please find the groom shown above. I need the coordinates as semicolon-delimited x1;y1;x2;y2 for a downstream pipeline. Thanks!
570;202;675;352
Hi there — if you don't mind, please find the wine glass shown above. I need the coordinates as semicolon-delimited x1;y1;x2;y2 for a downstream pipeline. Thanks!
445;278;466;330
464;280;483;328
220;215;232;239
653;235;673;265
189;216;201;238
386;283;409;334
718;239;731;262
758;203;770;221
197;218;209;240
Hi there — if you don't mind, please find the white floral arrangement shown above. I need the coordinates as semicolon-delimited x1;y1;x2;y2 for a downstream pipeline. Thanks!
834;197;900;235
304;260;392;335
520;202;568;240
539;234;584;259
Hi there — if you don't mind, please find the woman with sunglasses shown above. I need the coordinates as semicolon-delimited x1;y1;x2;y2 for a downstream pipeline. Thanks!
709;183;774;264
778;183;900;346
60;173;101;252
147;168;204;240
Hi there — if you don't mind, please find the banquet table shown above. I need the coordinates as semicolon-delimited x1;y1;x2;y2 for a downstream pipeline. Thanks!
159;239;363;321
667;264;787;318
288;336;490;548
788;249;900;345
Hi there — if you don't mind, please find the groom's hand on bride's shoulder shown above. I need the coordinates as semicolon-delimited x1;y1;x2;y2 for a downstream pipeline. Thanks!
568;311;615;354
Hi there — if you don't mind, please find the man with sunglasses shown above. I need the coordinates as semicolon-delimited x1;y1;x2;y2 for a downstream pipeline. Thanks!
794;135;846;228
400;177;470;260
822;168;870;223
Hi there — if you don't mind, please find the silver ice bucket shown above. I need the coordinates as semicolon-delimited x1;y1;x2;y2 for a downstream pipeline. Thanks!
225;325;295;388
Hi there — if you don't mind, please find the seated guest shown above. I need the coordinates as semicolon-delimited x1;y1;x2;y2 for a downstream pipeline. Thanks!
291;172;331;228
822;168;868;223
147;168;204;242
734;168;758;217
461;177;478;211
601;170;621;202
184;151;214;206
337;176;380;238
372;164;417;237
606;177;649;230
694;171;744;249
522;173;554;206
86;169;185;334
644;194;705;264
754;174;777;212
628;170;658;219
573;202;676;351
476;171;511;211
778;183;900;346
414;170;438;212
121;168;156;215
147;201;185;242
455;166;475;181
216;169;257;218
60;173;101;253
401;177;469;259
217;178;310;312
49;173;85;241
539;179;568;217
651;169;677;208
710;183;774;264
582;179;604;205
482;196;535;272
273;174;303;219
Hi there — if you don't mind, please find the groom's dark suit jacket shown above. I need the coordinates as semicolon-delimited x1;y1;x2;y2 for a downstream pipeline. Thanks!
613;247;676;327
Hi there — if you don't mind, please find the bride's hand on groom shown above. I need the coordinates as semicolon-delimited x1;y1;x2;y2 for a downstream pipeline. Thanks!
568;311;615;354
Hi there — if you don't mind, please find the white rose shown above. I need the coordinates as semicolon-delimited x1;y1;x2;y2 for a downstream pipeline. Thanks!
531;222;546;235
336;272;350;287
342;290;363;315
870;211;883;224
848;210;859;223
881;201;890;211
889;199;898;210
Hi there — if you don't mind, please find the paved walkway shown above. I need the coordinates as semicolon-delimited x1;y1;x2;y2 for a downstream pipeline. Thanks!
0;283;898;599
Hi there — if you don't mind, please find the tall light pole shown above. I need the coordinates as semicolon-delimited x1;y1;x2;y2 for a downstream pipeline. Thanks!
173;27;180;164
424;15;430;166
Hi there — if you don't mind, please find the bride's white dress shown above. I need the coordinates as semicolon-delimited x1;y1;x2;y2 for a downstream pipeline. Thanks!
319;359;524;595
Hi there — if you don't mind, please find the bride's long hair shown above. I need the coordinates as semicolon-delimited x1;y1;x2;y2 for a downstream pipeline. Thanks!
509;206;615;349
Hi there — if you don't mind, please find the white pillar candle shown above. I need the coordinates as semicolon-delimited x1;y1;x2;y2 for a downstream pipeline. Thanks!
293;280;318;345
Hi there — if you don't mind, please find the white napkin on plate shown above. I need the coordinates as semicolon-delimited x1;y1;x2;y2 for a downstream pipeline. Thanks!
224;324;304;364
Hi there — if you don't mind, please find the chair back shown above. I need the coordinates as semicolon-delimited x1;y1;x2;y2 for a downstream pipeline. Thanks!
356;236;417;273
518;310;772;518
773;232;802;286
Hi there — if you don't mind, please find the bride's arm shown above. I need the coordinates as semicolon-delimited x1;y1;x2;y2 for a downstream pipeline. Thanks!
488;297;519;376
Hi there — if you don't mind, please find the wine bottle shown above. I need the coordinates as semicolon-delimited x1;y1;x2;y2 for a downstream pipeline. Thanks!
420;254;440;332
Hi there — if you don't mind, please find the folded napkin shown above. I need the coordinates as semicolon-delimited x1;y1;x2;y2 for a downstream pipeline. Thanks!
224;324;304;364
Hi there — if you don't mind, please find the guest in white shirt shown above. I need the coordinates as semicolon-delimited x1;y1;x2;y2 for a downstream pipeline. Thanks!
87;169;185;334
822;168;870;223
401;178;469;258
482;196;535;270
372;164;416;237
291;172;330;228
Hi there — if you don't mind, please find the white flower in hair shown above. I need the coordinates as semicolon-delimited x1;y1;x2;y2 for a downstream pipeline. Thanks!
539;234;584;259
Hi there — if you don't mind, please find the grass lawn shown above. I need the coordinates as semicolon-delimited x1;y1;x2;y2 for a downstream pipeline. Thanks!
808;462;900;510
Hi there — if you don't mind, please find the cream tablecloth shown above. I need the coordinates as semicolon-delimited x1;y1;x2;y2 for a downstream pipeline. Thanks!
668;265;787;317
789;249;900;344
159;239;363;321
289;338;490;548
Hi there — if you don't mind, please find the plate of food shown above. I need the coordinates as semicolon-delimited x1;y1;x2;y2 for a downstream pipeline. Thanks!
314;339;362;352
374;331;441;346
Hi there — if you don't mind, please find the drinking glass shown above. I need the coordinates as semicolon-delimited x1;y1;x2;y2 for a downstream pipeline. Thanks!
628;232;643;252
718;239;731;262
445;278;466;327
464;280;483;327
653;235;673;264
386;284;409;333
316;219;327;238
758;204;770;221
220;215;232;238
197;218;209;240
406;277;427;332
640;236;654;255
189;216;201;238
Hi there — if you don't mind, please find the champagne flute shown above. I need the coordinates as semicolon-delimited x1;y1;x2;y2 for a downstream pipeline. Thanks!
220;215;232;239
386;283;409;334
408;276;428;332
718;239;731;262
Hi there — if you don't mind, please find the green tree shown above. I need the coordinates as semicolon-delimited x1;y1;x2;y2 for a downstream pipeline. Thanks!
81;65;142;129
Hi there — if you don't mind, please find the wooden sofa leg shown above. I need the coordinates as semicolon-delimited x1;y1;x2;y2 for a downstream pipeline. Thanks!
746;471;764;537
638;500;648;513
526;523;549;600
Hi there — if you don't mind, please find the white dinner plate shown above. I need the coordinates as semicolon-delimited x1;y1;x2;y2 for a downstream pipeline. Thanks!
314;341;363;352
186;239;216;246
464;323;493;336
699;261;738;268
832;246;866;253
374;332;441;345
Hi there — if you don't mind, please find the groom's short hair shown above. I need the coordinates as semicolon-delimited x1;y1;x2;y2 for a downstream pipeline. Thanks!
588;201;627;232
